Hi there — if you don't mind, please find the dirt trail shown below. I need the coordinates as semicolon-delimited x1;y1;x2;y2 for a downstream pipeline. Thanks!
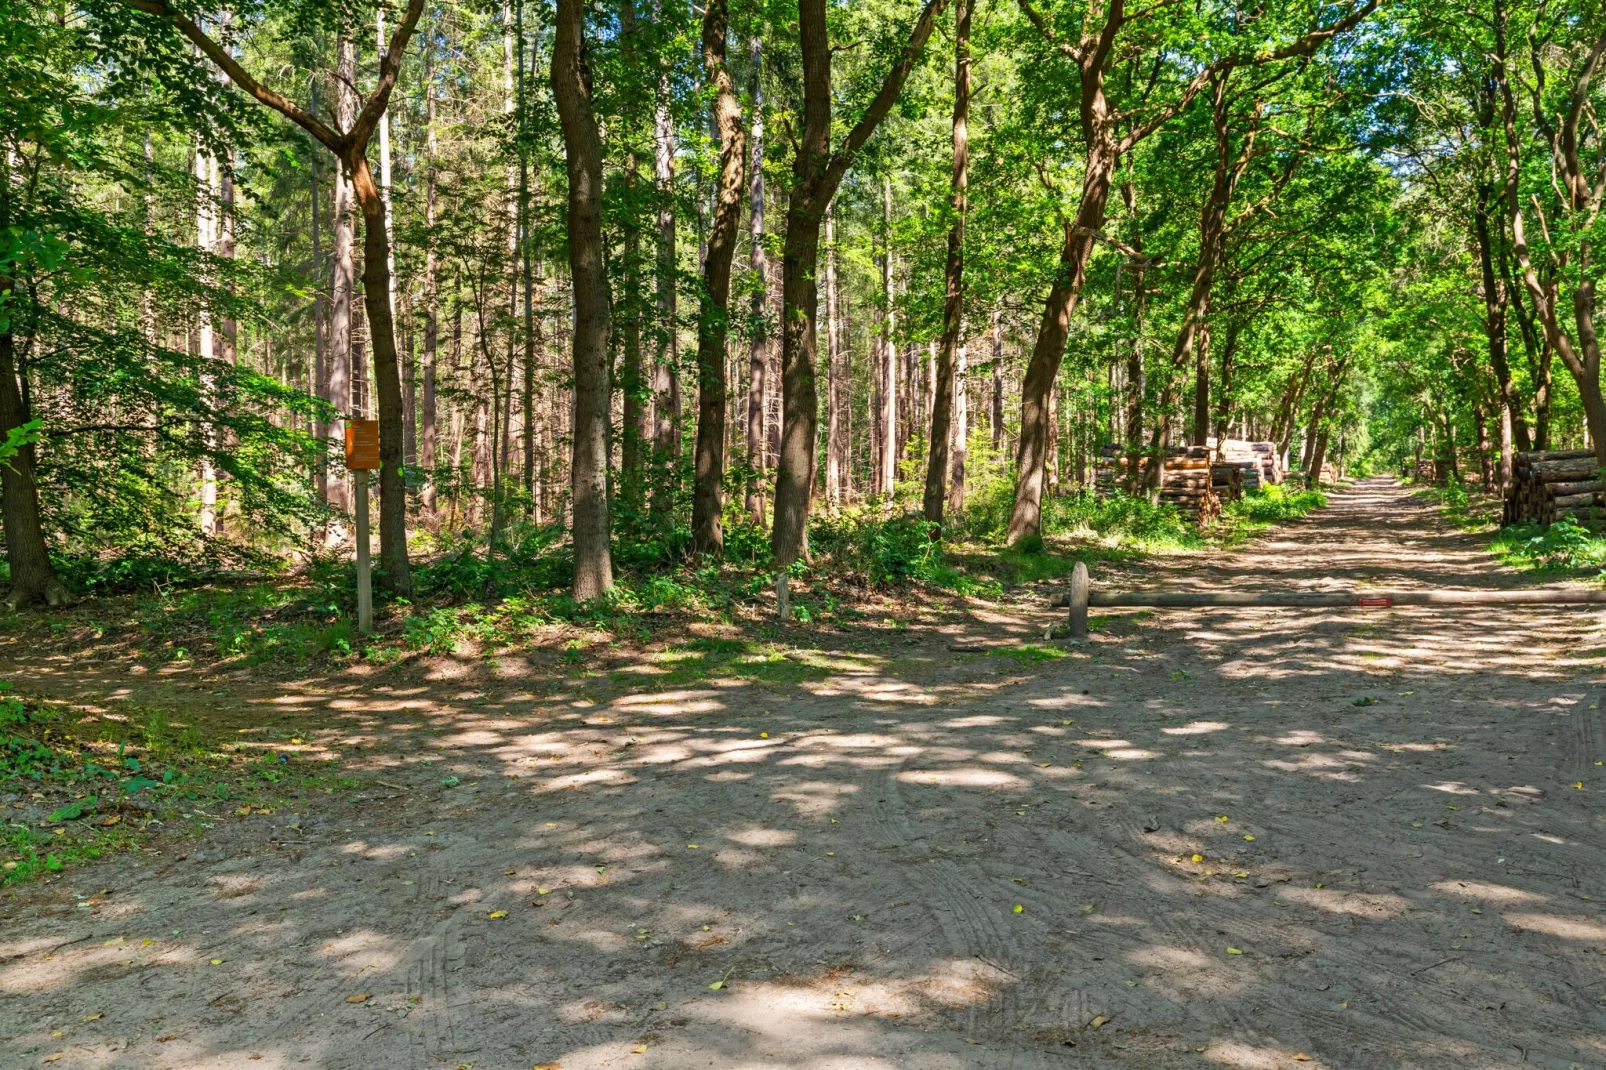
4;478;1606;1069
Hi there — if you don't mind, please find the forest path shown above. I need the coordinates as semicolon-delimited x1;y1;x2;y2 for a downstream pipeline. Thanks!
4;478;1606;1069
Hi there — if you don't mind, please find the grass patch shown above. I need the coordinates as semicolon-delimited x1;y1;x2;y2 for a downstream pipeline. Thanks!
987;643;1069;664
1;683;350;887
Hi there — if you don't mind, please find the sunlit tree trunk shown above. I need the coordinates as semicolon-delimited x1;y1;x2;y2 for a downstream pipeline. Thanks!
744;35;768;527
553;0;614;598
924;0;970;524
421;48;439;515
690;0;746;554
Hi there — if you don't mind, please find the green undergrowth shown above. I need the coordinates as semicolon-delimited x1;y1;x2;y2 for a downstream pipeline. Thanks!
1490;519;1606;577
10;483;1328;668
1412;477;1500;531
1;683;351;887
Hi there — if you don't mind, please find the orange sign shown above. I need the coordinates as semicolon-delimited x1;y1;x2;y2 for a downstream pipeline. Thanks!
344;420;380;470
1356;595;1392;608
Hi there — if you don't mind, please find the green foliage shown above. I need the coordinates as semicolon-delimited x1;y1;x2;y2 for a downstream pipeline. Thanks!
1491;520;1606;575
1045;491;1205;550
1224;484;1327;525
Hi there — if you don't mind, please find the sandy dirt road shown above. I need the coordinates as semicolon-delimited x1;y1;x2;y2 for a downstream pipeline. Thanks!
3;478;1605;1069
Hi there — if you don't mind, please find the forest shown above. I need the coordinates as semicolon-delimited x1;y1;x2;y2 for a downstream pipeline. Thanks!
10;2;1606;1063
2;0;1603;616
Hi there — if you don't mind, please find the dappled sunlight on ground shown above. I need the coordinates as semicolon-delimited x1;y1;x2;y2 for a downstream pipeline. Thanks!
2;480;1605;1067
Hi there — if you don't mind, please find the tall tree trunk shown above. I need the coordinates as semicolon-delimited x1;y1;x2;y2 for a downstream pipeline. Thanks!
328;35;356;519
553;0;615;598
653;51;680;520
1008;130;1115;541
347;149;414;595
1473;184;1524;489
771;0;947;570
197;145;219;537
744;34;768;526
0;279;67;607
1211;320;1239;445
877;176;897;498
824;203;843;506
990;308;1004;450
516;0;537;504
923;0;970;524
690;0;746;554
1121;181;1147;493
421;46;439;515
310;100;329;507
948;333;968;514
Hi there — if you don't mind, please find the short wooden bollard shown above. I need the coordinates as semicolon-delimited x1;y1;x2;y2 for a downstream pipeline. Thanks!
1064;562;1606;640
1067;561;1089;640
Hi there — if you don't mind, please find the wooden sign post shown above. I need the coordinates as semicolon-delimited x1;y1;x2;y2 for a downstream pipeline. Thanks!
344;420;380;635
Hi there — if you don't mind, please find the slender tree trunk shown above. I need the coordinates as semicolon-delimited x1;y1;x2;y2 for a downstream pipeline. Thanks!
1473;187;1523;489
876;177;898;498
515;0;538;504
653;54;680;520
1473;399;1494;492
924;0;970;524
1211;321;1239;445
310;136;330;509
328;35;356;519
197;145;220;537
690;0;745;554
990;308;1004;450
1121;181;1148;493
949;332;968;514
824;203;843;506
553;0;614;598
744;34;768;527
421;48;439;514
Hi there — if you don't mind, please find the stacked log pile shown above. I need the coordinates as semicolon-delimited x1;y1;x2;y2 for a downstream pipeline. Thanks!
1211;438;1281;488
1094;445;1223;526
1158;448;1224;526
1212;463;1245;502
1502;449;1605;530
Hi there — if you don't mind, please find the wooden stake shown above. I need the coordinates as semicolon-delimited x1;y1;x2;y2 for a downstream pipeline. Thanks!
355;469;373;634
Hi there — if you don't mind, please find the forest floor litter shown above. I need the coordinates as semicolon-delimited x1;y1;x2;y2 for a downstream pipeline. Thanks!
2;478;1605;1068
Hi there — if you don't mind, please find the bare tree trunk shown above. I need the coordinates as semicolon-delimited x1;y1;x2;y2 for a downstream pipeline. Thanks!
554;0;614;598
990;308;1004;450
924;0;969;524
421;48;439;514
653;51;680;520
0;278;67;607
744;34;768;526
1211;320;1239;446
771;0;947;571
690;0;746;554
348;150;414;594
510;0;535;506
310;105;329;508
328;35;356;520
197;145;219;537
824;203;843;506
949;331;968;514
878;175;897;499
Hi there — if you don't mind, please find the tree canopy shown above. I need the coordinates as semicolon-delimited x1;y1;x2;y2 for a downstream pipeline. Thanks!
2;0;1602;607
